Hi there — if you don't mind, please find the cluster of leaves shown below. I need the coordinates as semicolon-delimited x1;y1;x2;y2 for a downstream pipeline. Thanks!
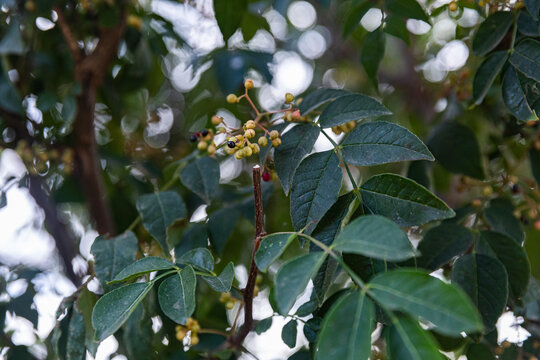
0;0;539;359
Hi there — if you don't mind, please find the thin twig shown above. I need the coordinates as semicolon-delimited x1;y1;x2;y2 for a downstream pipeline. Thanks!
53;5;82;63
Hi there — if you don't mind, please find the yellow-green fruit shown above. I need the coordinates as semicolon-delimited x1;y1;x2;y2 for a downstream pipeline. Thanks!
332;126;342;135
226;94;237;103
244;129;255;139
25;0;35;11
271;138;282;147
250;143;260;154
190;334;199;346
269;130;279;140
211;115;222;125
220;292;231;303
207;144;216;155
127;15;142;30
258;137;268;147
235;151;243;160
225;147;236;155
175;327;187;341
243;146;253;157
245;120;256;129
197;141;208;151
472;199;482;208
225;301;235;309
244;79;254;90
285;92;294;103
482;186;493;197
448;1;458;11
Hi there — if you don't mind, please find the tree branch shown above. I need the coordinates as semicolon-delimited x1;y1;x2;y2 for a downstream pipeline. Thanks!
53;5;82;63
228;165;266;347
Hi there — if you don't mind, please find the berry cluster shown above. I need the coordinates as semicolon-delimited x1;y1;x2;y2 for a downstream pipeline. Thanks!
175;317;200;346
14;140;74;176
331;121;357;135
190;129;217;155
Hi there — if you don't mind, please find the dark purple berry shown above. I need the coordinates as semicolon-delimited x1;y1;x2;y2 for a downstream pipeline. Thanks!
227;141;236;148
190;135;197;142
201;129;209;137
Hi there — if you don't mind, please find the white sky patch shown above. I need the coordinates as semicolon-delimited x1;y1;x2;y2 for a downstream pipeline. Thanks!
361;8;383;32
287;1;317;30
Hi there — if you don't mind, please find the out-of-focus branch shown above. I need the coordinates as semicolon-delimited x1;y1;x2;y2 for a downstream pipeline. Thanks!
53;5;82;63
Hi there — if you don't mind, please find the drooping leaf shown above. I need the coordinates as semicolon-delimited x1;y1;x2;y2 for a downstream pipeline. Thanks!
91;232;138;292
214;0;247;41
416;223;474;270
76;289;98;357
451;254;508;331
427;121;485;179
361;27;386;89
318;94;391;128
484;198;524;243
136;191;187;253
201;262;235;292
180;156;220;204
385;0;430;22
341;121;433;166
298;88;350;115
158;266;197;324
502;66;538;122
360;174;455;226
281;319;298;348
472;11;514;56
274;124;320;195
478;231;530;300
290;150;342;233
92;282;153;341
384;14;410;44
275;252;327;314
509;39;540;82
315;291;374;360
386;314;445;360
369;269;483;336
177;248;214;272
333;215;416;261
109;257;176;284
473;51;509;105
255;232;298;272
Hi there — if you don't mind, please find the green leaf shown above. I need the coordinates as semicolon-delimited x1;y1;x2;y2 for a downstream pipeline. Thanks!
427;121;485;179
451;254;508;331
208;206;240;254
361;27;386;89
0;62;23;115
274;124;320;195
384;15;410;45
315;291;374;360
386;315;445;360
369;269;483;336
275;252;328;314
109;257;175;284
281;320;297;348
201;262;235;292
385;0;430;23
175;222;209;256
92;282;153;341
531;146;540;186
177;248;214;272
66;306;86;360
341;121;433;166
360;174;455;226
472;11;514;56
484;198;524;243
416;223;474;270
240;11;269;42
502;66;538;122
136;191;187;253
333;215;416;261
0;192;6;209
343;1;372;37
473;51;509;105
180;156;220;204
466;343;496;360
525;0;540;19
295;299;318;317
158;266;197;324
298;88;349;115
0;18;25;55
214;0;247;41
478;231;530;300
509;39;540;82
76;288;98;357
255;316;273;335
91;231;138;292
122;305;153;360
290;150;342;232
318;94;391;128
255;232;298;272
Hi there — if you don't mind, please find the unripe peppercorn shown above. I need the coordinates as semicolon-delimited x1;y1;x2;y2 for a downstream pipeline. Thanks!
225;301;235;309
269;130;279;140
244;79;254;90
197;141;208;151
235;151;243;160
245;120;256;129
472;198;482;208
225;147;236;155
482;186;493;197
271;138;282;147
258;137;268;147
243;146;253;157
448;1;458;11
244;129;256;139
208;144;216;155
226;94;237;103
250;143;260;154
211;115;222;125
285;93;294;103
190;334;199;346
